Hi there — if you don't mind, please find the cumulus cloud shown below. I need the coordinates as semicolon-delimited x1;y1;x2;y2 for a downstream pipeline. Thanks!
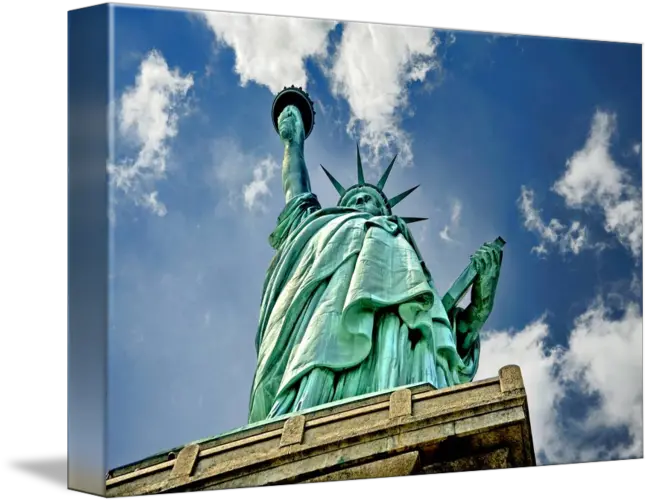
200;11;336;93
518;186;588;256
439;199;462;242
632;143;641;156
477;297;643;465
478;317;565;461
553;111;642;258
199;12;443;169
210;137;280;212
198;11;335;211
561;299;643;460
630;272;641;296
108;50;194;217
327;23;441;168
243;157;281;211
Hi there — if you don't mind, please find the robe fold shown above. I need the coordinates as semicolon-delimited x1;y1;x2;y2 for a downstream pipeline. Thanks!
248;192;480;424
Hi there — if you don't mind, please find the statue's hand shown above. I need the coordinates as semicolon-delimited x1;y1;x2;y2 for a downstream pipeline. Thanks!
469;241;503;314
278;105;305;148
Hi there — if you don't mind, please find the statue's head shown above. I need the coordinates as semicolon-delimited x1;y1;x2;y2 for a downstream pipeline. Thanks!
320;144;426;225
339;185;389;216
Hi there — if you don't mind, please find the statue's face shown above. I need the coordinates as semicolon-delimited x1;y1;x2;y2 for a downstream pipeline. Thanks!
341;188;387;216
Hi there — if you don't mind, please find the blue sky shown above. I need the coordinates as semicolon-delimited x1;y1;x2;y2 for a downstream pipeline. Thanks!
106;5;642;471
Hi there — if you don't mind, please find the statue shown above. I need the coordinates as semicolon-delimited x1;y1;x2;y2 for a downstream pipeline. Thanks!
247;87;504;424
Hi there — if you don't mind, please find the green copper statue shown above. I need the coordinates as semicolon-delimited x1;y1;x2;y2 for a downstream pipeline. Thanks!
248;87;504;424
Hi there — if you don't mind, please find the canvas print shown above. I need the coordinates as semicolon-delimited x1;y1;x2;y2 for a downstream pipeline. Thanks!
100;5;644;486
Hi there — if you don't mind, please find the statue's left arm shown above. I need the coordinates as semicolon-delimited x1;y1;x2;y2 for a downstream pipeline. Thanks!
453;242;503;354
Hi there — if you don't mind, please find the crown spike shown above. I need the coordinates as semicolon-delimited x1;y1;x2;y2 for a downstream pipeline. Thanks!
401;217;428;224
388;184;420;208
320;165;346;196
356;142;365;184
377;154;398;190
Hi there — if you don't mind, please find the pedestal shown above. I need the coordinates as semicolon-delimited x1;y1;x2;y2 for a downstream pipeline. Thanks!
106;365;536;496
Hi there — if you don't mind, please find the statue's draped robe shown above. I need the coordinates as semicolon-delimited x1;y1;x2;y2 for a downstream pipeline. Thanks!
248;193;480;423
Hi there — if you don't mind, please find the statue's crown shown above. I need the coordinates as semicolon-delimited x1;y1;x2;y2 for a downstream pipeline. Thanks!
320;144;427;224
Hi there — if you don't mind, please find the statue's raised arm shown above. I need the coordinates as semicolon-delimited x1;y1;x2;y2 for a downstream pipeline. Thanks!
271;86;317;203
278;104;311;202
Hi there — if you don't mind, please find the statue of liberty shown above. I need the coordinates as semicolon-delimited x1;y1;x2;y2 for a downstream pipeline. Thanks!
248;87;504;424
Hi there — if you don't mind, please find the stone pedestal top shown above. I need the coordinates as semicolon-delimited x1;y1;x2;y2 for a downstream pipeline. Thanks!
106;365;535;497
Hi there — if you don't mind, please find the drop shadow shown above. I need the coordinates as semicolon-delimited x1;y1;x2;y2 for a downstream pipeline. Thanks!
11;457;68;488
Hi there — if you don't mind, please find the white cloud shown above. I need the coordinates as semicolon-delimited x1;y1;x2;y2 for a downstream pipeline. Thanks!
632;143;641;155
553;110;642;258
200;11;336;93
630;272;641;296
486;34;506;43
439;199;462;242
210;137;280;212
478;317;565;462
518;186;588;256
561;299;643;460
197;12;338;213
199;14;443;169
243;157;281;211
602;198;643;257
477;297;643;464
327;23;440;168
108;50;194;217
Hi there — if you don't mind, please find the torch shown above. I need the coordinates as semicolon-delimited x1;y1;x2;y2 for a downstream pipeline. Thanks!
271;85;316;139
